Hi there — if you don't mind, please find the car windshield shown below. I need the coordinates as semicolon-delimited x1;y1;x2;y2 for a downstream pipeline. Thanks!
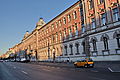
81;60;86;62
88;59;93;62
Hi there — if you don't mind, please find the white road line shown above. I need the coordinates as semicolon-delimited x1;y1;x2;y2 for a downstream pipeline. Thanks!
22;71;28;74
108;67;114;72
108;67;120;72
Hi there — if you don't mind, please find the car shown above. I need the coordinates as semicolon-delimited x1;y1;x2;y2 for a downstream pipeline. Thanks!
74;58;94;68
20;58;30;63
0;60;3;62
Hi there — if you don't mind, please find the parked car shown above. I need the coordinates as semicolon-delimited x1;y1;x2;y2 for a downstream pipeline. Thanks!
20;58;30;63
74;58;94;68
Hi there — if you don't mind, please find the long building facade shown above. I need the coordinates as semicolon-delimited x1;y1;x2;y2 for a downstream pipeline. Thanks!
9;0;120;62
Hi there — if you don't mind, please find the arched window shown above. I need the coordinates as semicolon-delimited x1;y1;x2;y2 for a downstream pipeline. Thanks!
116;34;120;48
82;41;85;54
101;34;109;50
75;43;79;54
69;44;73;55
92;39;97;51
64;45;67;56
113;30;120;48
91;37;97;51
103;37;109;50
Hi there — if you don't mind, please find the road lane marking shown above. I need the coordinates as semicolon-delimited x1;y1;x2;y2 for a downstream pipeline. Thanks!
108;67;120;72
108;67;113;72
22;71;28;74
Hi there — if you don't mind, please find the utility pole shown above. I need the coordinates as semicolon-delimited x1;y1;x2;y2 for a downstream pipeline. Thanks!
48;43;50;59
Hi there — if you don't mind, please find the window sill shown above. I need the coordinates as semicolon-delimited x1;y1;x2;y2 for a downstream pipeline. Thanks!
64;54;68;56
102;49;109;52
69;54;73;55
91;51;97;53
115;48;120;54
102;49;110;55
75;53;80;55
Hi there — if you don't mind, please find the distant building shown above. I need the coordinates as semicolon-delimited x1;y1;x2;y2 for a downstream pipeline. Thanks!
10;0;120;62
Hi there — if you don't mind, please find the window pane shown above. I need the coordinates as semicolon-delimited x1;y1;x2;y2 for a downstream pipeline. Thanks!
101;13;106;25
91;18;96;29
113;8;119;21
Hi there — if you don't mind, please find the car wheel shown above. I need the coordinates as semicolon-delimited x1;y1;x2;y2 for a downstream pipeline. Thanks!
91;64;94;68
84;64;88;68
74;64;78;68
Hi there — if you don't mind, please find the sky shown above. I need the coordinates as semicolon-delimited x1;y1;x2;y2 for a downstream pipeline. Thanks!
0;0;78;55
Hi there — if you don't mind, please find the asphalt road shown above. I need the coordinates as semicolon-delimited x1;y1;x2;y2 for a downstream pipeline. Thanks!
0;62;120;80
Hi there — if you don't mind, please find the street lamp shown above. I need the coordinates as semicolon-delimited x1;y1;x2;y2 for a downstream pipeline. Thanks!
48;43;50;60
52;47;55;62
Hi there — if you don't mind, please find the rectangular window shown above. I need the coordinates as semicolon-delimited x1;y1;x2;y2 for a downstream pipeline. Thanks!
56;22;58;28
113;8;119;22
63;17;66;24
51;24;54;31
64;29;66;38
82;24;85;33
73;11;77;19
60;33;62;41
99;0;104;4
101;13;106;26
65;46;67;55
91;18;96;29
116;34;120;48
75;23;78;31
89;0;93;9
68;14;71;22
75;23;78;35
56;34;58;42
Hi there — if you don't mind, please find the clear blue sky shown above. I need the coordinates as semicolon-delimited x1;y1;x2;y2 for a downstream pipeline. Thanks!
0;0;78;55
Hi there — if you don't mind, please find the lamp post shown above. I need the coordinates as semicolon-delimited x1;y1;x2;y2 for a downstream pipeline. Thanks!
52;47;55;62
48;43;50;60
35;50;38;61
